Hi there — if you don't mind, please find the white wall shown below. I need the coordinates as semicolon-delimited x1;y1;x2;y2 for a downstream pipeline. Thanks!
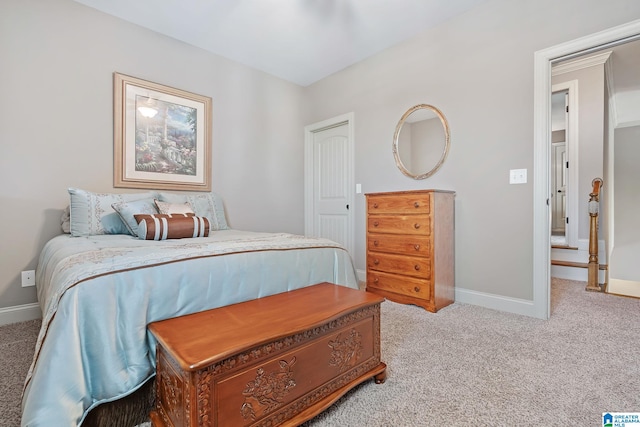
614;125;640;247
609;124;640;288
303;0;640;304
0;0;305;311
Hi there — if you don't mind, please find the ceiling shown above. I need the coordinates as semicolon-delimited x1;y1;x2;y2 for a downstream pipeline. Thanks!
73;0;639;123
73;0;489;86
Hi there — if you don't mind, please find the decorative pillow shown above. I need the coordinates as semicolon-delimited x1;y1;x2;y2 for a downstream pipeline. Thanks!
111;198;159;236
154;199;194;215
134;213;210;240
101;213;132;235
68;188;158;237
157;192;229;230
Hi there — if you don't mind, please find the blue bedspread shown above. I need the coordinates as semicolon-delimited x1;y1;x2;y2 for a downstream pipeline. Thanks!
21;230;358;427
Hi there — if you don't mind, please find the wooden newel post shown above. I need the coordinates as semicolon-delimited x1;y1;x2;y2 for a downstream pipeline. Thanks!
586;178;603;292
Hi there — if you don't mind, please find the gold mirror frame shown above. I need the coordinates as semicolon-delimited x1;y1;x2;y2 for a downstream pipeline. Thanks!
392;104;451;180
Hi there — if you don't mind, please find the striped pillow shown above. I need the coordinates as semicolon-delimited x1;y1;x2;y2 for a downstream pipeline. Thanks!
134;213;210;240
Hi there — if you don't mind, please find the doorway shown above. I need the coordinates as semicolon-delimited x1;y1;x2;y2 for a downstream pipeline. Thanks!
533;20;640;320
304;113;355;256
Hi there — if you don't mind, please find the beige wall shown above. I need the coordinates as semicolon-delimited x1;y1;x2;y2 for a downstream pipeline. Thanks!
303;0;640;300
0;0;305;310
2;0;640;315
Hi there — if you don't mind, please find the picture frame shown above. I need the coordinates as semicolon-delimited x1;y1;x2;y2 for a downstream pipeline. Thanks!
113;72;212;191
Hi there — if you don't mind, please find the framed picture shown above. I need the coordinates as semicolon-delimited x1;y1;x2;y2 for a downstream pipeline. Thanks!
113;72;212;191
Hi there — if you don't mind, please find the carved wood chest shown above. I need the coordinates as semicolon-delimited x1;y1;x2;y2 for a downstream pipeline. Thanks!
366;189;455;312
148;283;386;427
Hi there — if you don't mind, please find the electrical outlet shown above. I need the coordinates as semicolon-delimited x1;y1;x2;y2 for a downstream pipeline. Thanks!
21;270;35;287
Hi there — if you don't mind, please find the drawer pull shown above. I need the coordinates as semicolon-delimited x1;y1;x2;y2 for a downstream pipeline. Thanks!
374;259;380;265
414;223;421;229
414;265;420;271
374;277;379;284
374;240;379;246
373;203;379;209
414;202;420;208
414;286;421;293
373;221;379;227
414;244;420;251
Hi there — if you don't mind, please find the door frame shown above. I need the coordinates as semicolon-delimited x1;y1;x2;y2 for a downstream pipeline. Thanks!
304;112;355;255
533;19;640;320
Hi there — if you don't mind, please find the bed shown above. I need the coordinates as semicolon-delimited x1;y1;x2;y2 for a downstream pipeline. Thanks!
21;189;358;427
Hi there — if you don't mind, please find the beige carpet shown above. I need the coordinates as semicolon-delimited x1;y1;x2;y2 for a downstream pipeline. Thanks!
0;319;40;427
303;278;640;426
3;278;639;426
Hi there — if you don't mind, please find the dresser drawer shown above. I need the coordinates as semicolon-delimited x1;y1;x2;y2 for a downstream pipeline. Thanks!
368;215;430;235
367;252;431;279
367;194;430;214
367;233;431;257
367;270;431;300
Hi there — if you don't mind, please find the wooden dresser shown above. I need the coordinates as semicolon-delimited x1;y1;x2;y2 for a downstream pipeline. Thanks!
148;283;386;427
366;189;455;312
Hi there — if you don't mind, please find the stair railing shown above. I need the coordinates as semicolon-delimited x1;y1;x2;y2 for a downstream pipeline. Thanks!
586;177;603;292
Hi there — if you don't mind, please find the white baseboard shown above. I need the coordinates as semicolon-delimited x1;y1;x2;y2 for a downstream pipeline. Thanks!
455;287;538;318
0;303;42;326
359;269;538;317
608;278;640;298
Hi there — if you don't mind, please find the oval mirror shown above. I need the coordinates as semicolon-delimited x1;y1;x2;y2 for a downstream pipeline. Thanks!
392;104;450;180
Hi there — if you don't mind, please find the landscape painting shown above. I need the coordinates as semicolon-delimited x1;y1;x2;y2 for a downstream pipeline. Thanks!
135;95;197;176
114;73;212;191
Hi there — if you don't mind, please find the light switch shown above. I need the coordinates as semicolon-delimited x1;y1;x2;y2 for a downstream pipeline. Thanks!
356;183;362;194
509;169;527;184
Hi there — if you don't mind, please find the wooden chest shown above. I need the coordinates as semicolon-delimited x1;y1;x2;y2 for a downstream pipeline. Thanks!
148;283;386;427
366;189;455;312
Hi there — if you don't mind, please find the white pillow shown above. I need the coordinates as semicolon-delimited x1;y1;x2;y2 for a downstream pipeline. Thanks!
68;188;158;236
154;199;194;215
